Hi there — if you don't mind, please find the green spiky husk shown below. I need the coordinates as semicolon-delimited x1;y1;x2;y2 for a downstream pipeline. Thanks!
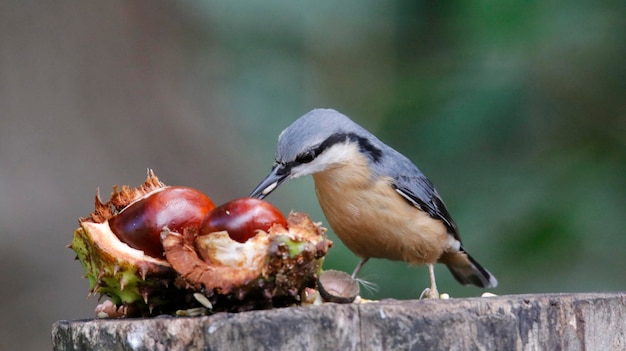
71;221;188;315
71;172;333;316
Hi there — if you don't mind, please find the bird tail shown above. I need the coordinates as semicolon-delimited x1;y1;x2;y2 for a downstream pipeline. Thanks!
439;247;498;288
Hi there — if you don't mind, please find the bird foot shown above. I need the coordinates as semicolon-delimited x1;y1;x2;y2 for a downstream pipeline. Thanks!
419;287;440;299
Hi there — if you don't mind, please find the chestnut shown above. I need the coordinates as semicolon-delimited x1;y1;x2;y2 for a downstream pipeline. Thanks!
109;186;215;258
200;198;287;243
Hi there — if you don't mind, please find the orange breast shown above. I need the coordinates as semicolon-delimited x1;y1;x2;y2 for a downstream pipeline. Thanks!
312;161;449;265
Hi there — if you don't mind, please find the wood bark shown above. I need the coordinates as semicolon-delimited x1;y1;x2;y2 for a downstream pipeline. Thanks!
52;292;626;351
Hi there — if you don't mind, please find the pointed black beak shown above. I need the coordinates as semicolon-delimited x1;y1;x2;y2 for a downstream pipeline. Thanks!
249;165;290;199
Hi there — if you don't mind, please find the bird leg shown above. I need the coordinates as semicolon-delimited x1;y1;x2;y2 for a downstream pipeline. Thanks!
419;264;440;299
351;257;369;279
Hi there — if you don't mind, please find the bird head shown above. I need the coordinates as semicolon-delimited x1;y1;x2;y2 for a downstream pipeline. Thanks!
249;109;383;199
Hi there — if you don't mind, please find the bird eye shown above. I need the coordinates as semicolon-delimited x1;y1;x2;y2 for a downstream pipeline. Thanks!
296;151;316;164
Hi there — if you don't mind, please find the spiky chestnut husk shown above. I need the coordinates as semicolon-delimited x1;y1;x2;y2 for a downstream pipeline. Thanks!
163;212;333;312
69;171;194;316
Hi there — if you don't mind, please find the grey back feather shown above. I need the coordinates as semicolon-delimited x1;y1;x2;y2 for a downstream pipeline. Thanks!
277;108;459;237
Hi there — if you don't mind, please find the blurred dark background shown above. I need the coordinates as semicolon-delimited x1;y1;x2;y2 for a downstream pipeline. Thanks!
1;1;624;349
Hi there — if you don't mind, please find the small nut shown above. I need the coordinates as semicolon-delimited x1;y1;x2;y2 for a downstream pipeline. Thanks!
318;270;360;303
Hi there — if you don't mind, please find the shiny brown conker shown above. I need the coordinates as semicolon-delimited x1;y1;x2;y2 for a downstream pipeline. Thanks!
200;198;287;243
109;186;215;258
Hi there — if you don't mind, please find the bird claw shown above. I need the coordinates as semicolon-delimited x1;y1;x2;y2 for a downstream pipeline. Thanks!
419;287;441;299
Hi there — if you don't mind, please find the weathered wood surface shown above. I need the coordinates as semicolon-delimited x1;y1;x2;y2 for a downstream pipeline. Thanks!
52;292;626;351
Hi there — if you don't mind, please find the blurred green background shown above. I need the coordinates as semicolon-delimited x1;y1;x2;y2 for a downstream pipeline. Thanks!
0;1;624;349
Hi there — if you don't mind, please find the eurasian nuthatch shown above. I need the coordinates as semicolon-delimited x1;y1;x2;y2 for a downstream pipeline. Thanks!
250;109;497;298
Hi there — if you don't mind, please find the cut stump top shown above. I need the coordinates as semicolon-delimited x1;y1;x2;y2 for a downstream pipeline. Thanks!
53;292;626;351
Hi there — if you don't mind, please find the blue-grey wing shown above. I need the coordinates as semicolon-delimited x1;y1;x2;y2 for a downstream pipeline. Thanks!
391;173;460;240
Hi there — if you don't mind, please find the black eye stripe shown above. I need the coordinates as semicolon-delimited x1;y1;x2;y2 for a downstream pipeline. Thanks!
291;132;383;166
295;150;316;163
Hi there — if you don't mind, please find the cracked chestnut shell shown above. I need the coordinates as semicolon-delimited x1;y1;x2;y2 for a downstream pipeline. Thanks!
163;211;332;312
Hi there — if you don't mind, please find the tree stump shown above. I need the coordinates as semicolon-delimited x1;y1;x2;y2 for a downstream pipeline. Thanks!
52;292;626;350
